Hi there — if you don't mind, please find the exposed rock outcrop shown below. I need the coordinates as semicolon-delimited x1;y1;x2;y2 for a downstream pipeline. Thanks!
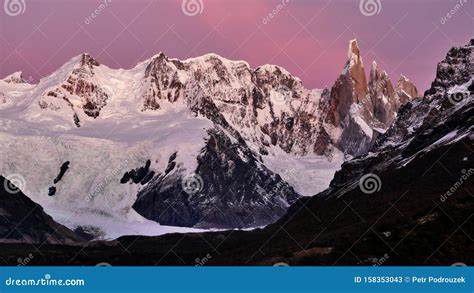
326;39;419;156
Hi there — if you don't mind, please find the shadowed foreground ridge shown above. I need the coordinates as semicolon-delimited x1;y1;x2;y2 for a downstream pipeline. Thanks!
0;176;82;245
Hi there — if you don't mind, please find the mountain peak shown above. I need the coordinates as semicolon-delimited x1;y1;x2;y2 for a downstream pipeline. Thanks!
150;52;167;60
326;39;422;156
348;39;361;60
79;53;100;67
179;52;252;71
398;74;411;83
369;61;390;80
65;53;100;69
397;74;419;101
1;71;28;84
369;61;379;78
371;60;378;70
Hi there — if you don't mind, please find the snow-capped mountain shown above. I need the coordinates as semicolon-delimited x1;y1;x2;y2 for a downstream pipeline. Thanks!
0;71;35;108
11;39;416;157
0;39;417;236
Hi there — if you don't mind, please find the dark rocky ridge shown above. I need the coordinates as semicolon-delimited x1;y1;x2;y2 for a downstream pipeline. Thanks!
133;126;300;229
0;176;83;244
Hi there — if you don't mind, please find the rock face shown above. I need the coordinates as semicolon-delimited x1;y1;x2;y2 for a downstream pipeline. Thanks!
133;127;299;229
397;74;419;105
140;53;332;156
132;87;300;229
368;61;397;125
37;53;110;123
331;39;474;191
326;39;368;127
0;176;82;244
325;40;419;156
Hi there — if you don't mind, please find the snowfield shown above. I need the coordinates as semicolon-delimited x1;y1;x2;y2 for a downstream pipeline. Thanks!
0;109;212;239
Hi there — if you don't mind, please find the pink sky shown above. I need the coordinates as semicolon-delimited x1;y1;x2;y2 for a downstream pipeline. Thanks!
0;0;472;92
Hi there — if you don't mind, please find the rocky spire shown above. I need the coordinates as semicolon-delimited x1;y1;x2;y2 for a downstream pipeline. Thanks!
325;39;421;156
347;39;368;103
396;74;419;104
368;61;397;125
326;39;368;127
80;53;100;68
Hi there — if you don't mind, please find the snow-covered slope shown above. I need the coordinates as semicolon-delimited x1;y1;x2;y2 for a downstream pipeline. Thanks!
0;107;213;238
0;71;35;109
